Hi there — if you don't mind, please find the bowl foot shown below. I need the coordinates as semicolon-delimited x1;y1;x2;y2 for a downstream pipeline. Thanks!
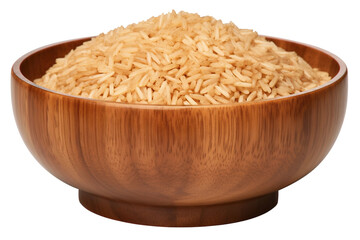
79;190;278;227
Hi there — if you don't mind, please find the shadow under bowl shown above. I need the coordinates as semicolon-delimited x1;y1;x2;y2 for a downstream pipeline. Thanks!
11;36;347;226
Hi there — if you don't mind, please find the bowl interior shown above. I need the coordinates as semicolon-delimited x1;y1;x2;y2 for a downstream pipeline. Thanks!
269;37;340;77
20;38;91;81
19;36;341;84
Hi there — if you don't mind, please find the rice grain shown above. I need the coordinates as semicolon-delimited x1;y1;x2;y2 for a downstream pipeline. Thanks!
35;11;331;105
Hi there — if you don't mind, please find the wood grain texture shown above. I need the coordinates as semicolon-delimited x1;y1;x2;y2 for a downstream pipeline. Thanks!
79;190;278;226
11;36;347;226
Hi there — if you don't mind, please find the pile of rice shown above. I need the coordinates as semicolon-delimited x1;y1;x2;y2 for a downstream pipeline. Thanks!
35;11;331;105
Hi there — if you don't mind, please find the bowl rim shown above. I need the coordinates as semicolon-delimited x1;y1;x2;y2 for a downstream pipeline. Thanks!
11;35;347;109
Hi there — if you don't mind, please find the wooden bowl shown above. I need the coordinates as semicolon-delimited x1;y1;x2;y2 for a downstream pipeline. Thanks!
11;36;347;227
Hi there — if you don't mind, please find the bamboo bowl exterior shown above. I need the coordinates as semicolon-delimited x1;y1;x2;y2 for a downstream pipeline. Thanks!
11;36;347;226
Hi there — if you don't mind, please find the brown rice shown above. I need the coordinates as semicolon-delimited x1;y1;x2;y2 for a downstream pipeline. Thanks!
34;11;331;105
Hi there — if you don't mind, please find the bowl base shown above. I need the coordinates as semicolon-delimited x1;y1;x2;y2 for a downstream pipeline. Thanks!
79;190;278;227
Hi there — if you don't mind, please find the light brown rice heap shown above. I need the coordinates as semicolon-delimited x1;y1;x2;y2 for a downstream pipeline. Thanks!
35;11;331;105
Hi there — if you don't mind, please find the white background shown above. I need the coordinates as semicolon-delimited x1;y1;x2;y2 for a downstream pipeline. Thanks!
1;0;359;239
